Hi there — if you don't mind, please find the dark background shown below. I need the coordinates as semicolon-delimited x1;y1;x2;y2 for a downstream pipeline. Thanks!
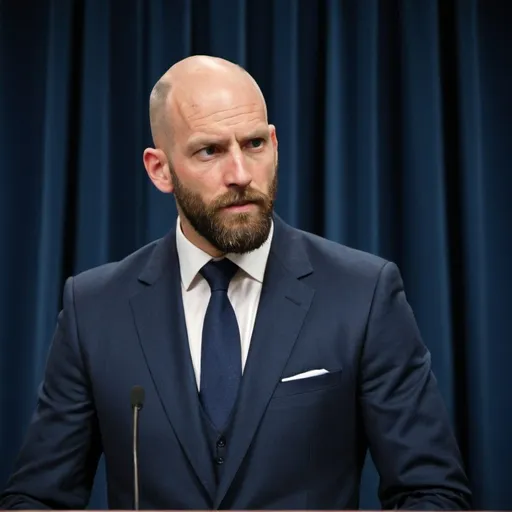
1;0;511;509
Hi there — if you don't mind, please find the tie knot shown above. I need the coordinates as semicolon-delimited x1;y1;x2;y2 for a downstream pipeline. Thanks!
200;259;239;292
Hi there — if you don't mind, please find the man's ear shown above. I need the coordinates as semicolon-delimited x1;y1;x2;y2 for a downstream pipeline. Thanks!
143;148;174;193
269;124;278;165
269;124;278;150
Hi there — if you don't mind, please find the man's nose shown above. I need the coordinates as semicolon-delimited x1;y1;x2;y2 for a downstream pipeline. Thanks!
224;149;252;188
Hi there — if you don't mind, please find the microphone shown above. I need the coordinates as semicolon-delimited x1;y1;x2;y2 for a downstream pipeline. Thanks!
130;385;145;510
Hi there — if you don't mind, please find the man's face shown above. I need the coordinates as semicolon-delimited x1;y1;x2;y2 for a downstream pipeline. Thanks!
166;81;278;254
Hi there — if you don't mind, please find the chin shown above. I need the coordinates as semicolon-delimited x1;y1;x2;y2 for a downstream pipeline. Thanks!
219;209;257;224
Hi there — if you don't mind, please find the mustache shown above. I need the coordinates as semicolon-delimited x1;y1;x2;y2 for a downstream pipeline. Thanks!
212;189;269;209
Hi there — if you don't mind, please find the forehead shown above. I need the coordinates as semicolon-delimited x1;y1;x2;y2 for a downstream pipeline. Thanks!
171;85;267;138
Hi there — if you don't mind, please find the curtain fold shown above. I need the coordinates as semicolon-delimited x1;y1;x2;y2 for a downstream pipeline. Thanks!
1;0;511;508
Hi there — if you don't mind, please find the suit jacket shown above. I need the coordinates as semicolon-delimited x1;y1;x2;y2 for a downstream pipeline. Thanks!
0;215;471;510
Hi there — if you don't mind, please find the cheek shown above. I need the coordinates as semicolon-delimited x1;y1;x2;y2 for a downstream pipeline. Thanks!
190;166;227;203
251;160;276;191
175;163;216;193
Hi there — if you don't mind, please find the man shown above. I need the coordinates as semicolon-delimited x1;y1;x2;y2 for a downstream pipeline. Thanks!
1;55;471;510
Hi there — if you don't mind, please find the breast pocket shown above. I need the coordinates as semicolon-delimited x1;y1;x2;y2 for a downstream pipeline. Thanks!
272;369;343;399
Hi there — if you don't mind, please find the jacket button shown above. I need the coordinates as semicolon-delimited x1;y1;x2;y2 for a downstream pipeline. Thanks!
217;437;226;448
215;457;225;465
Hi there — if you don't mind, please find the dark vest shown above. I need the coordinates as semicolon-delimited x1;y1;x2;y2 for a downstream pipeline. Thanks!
199;400;235;485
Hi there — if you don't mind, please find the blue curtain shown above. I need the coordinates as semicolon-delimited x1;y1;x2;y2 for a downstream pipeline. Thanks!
1;0;511;509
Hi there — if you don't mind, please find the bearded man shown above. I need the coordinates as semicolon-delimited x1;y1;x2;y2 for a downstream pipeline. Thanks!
0;56;471;510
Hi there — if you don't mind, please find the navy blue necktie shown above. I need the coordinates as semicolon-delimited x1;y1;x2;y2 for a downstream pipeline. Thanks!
199;258;241;430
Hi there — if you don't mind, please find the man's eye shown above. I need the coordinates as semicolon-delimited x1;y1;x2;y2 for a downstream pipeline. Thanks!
248;138;264;148
199;146;217;157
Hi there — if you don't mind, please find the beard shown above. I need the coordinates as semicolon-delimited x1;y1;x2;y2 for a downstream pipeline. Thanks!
170;166;277;254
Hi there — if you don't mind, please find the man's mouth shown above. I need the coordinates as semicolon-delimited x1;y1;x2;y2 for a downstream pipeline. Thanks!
223;200;257;211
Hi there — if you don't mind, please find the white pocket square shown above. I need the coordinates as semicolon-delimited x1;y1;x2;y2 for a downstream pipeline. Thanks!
281;369;329;382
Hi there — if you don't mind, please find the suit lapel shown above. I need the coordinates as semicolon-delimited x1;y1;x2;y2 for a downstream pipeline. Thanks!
129;231;216;501
214;217;315;509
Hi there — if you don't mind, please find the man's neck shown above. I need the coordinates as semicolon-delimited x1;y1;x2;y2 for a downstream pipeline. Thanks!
178;217;224;258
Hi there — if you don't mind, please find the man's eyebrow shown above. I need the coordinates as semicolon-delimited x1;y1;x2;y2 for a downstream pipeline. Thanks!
186;135;228;151
240;128;269;141
186;127;269;152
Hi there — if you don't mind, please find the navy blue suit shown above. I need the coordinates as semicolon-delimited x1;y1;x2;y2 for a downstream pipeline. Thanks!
0;215;471;509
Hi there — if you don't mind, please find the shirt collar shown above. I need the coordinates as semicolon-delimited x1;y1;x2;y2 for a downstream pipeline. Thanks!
175;216;274;291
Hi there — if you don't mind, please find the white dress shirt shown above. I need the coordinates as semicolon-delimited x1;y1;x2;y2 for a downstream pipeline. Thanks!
175;216;274;389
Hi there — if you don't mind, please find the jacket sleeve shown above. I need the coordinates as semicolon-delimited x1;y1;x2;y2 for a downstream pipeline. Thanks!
360;261;472;510
0;277;102;509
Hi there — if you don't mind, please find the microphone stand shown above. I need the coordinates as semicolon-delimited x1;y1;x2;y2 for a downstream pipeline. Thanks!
130;385;145;511
133;402;141;511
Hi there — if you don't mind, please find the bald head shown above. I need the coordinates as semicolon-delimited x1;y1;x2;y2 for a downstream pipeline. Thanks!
148;55;267;149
